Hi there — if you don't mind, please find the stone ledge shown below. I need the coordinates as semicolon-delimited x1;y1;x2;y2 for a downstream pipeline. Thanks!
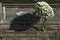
1;31;60;40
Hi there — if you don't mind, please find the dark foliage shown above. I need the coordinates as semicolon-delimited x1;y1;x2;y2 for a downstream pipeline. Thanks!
10;13;40;31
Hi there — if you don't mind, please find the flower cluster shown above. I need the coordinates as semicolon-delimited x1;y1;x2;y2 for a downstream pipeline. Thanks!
34;1;55;18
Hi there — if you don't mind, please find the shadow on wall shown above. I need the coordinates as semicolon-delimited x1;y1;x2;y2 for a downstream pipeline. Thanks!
10;13;40;31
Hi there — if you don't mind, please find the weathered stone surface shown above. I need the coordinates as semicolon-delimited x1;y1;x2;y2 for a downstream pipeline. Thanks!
0;3;2;21
0;2;60;40
48;31;60;40
1;32;49;40
1;31;60;40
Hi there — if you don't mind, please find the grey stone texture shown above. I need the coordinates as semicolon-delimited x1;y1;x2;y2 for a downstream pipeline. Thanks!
0;3;60;40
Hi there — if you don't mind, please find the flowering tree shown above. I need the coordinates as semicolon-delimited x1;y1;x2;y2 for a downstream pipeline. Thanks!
33;1;55;31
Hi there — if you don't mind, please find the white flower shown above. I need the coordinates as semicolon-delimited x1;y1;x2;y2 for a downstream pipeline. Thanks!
34;1;55;18
37;1;49;6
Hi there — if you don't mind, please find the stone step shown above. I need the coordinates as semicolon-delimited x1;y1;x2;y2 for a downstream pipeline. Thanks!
0;25;60;32
1;31;60;40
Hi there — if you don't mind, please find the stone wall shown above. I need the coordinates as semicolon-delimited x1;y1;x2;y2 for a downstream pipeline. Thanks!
0;2;60;40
